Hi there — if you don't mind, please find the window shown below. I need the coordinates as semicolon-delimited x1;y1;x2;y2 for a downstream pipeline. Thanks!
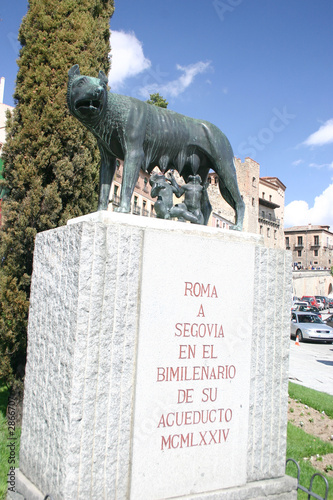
269;195;272;202
297;250;302;257
314;235;319;245
267;227;270;237
274;230;277;240
252;177;256;187
214;176;218;184
208;177;211;184
314;250;318;256
262;192;265;199
297;236;303;246
260;225;263;234
285;237;290;247
114;185;118;196
261;210;265;218
252;197;255;206
216;220;220;228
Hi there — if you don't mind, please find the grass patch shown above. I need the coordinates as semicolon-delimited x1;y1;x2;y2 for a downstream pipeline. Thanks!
0;385;20;500
289;382;333;418
287;422;333;461
287;383;333;499
286;456;333;500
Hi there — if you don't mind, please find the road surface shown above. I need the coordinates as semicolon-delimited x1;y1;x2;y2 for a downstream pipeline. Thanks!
288;339;333;396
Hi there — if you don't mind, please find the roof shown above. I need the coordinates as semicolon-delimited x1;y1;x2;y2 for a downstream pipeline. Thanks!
260;176;286;191
285;225;332;234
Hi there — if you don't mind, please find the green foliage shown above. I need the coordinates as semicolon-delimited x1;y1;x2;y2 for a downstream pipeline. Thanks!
288;382;333;418
146;92;169;108
286;423;333;499
0;0;114;388
287;384;333;498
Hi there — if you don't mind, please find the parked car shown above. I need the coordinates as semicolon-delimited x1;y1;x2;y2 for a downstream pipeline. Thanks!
291;301;309;310
301;296;320;308
293;305;322;319
315;296;328;310
291;311;333;343
324;314;333;328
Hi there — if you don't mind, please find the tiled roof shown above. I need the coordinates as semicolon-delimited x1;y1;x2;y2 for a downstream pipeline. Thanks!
284;225;331;232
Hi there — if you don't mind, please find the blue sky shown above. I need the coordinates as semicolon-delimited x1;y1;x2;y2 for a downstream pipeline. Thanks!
1;0;333;228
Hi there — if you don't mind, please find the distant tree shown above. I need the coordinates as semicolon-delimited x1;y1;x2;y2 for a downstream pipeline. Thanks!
146;92;168;108
0;0;114;390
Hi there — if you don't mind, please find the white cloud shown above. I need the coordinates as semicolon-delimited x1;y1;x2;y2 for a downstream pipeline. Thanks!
292;159;303;166
109;31;151;90
139;61;212;98
309;161;333;169
303;119;333;147
285;183;333;228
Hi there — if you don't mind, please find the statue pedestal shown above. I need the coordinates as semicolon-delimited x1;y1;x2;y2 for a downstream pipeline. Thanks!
12;213;297;499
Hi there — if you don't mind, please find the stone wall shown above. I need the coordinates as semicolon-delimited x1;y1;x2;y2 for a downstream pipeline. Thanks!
292;269;333;297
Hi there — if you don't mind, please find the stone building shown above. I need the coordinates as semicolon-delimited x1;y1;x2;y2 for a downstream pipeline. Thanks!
284;224;333;270
108;160;156;217
207;157;286;249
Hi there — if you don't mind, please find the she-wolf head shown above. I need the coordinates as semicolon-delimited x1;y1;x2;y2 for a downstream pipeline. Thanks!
67;64;108;122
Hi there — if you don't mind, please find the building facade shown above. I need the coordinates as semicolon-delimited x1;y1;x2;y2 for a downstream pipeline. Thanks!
284;224;333;270
108;160;156;217
207;157;286;248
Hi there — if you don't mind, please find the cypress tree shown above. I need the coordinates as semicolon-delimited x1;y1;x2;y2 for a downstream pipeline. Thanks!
0;0;114;389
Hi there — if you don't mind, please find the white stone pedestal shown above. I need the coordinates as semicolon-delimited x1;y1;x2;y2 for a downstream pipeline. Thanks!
12;212;297;499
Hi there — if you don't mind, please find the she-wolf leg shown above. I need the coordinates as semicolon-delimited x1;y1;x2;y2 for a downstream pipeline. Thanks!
97;145;117;211
116;149;144;213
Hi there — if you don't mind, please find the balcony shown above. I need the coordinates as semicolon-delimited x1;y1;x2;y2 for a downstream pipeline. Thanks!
112;194;120;206
258;215;280;228
132;205;141;216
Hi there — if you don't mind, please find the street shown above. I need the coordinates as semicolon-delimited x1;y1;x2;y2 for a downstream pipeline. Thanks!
288;339;333;396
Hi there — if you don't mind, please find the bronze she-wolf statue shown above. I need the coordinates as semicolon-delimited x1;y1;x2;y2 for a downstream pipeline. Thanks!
67;64;245;230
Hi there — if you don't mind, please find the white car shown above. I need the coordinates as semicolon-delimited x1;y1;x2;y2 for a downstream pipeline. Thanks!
291;301;309;310
315;298;325;310
291;311;333;343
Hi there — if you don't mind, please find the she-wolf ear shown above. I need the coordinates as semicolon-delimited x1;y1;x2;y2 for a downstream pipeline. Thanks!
68;64;80;80
98;70;108;86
